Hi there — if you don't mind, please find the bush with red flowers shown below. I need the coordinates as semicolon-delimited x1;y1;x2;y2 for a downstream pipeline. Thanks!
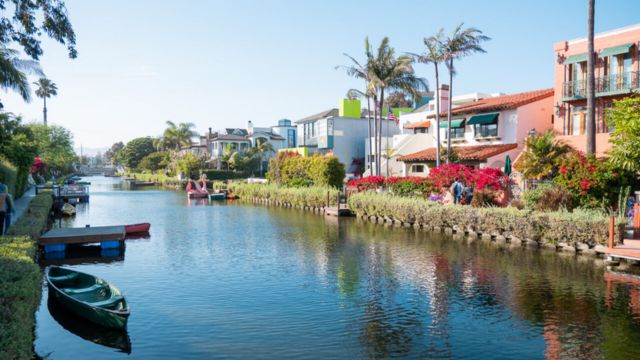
554;152;632;209
385;176;434;196
346;176;385;191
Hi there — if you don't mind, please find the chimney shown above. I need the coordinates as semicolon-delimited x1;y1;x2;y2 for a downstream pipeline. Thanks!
438;84;450;114
208;127;212;137
247;120;253;135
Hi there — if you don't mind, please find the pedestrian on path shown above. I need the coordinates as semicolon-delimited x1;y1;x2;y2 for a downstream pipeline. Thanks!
1;184;15;232
449;178;463;205
0;183;8;234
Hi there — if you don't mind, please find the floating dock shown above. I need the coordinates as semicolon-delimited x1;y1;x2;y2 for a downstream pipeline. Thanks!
324;206;354;217
39;225;125;253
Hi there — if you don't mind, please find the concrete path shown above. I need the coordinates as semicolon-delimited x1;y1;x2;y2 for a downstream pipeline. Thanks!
7;186;36;230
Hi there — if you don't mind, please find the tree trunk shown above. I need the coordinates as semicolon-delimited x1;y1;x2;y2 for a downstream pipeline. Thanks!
43;97;47;126
447;58;453;164
586;0;596;154
373;94;379;176
435;64;441;168
379;88;385;177
367;94;373;176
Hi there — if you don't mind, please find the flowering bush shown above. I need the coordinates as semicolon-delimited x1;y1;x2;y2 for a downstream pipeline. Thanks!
554;152;631;209
346;176;385;191
427;164;506;192
385;176;434;196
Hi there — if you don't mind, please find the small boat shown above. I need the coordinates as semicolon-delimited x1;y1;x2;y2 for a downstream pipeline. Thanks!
130;181;156;187
124;222;151;235
226;192;239;200
61;203;76;216
208;192;226;201
46;266;130;329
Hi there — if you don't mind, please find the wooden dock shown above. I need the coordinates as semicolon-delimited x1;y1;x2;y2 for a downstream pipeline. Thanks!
325;206;354;217
39;225;125;253
606;207;640;262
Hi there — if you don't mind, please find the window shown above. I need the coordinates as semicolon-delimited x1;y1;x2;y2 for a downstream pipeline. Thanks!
571;62;586;96
444;127;465;139
411;165;425;173
287;129;296;147
474;123;498;138
604;102;614;133
414;128;428;134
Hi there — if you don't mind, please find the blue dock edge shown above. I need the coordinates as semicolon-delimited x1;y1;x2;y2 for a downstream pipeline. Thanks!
44;244;66;253
101;240;121;249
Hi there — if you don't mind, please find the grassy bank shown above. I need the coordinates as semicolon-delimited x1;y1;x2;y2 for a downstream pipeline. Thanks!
229;182;340;208
123;172;185;188
348;192;624;248
0;193;52;360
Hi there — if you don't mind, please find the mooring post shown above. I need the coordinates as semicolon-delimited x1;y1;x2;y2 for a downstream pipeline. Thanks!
326;191;330;209
337;192;340;210
608;215;615;248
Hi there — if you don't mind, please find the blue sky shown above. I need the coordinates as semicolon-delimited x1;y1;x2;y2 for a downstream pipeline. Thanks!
3;0;640;151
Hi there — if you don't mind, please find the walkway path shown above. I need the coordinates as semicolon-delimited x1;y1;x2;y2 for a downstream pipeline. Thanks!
8;186;36;230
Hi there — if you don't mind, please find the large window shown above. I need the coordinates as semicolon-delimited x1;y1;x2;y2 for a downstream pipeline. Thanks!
474;123;498;138
411;164;425;173
287;129;296;147
443;127;464;139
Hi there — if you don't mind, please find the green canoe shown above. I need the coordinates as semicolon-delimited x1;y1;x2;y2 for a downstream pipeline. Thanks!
46;266;130;329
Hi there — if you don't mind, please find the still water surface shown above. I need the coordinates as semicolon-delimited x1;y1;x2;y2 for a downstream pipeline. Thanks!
35;177;640;359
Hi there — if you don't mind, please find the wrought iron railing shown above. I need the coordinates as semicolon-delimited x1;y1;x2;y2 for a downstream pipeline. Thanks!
563;71;639;99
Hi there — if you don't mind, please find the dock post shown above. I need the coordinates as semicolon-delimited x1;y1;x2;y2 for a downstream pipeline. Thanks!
337;192;340;210
609;215;615;248
326;191;330;209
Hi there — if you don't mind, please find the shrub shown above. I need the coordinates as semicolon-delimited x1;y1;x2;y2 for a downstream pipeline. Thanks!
535;186;575;212
0;156;17;196
268;153;345;188
138;151;170;172
471;188;501;208
202;169;247;180
176;153;206;179
523;183;554;209
347;176;385;191
509;199;525;210
229;182;340;208
385;176;434;196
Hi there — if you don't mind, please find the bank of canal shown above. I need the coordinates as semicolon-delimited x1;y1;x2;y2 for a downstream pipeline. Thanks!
35;176;640;359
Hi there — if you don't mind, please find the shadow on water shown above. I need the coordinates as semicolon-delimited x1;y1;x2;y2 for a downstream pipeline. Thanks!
39;244;126;267
47;297;132;354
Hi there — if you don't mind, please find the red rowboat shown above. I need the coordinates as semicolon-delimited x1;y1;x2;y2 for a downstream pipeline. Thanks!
124;223;151;235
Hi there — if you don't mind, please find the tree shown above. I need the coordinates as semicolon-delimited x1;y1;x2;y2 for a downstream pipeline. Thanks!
515;130;572;180
337;40;377;175
0;0;77;60
159;121;198;151
608;95;640;172
28;123;75;174
0;112;37;194
138;151;170;172
33;78;58;126
412;30;447;167
105;141;125;166
255;139;275;176
586;0;596;154
120;137;155;170
0;45;42;102
368;37;427;176
384;92;411;108
443;24;489;163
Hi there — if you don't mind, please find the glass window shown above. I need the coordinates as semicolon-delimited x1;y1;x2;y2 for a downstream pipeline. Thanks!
411;165;425;173
474;123;498;138
444;127;465;139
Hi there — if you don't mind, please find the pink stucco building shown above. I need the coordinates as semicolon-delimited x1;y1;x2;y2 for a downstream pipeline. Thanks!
554;24;640;155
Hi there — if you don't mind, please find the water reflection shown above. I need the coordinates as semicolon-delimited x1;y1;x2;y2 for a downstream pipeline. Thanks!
39;244;125;266
47;298;131;354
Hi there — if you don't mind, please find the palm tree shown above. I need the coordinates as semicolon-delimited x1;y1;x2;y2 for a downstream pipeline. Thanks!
443;24;490;163
33;78;58;126
255;138;275;176
222;147;238;171
382;148;399;176
412;30;446;167
162;121;198;151
0;46;42;104
337;39;378;175
514;130;572;180
586;0;596;154
369;37;427;175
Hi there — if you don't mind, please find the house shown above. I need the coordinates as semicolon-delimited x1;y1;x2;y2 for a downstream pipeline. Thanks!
398;88;555;176
554;23;640;155
246;120;290;173
365;85;504;176
295;98;400;174
208;128;252;169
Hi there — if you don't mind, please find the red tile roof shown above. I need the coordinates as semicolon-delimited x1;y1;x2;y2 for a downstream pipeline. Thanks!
404;120;431;129
428;88;554;118
398;143;518;162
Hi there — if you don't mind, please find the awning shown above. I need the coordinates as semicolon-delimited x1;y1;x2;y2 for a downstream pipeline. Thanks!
467;112;499;125
599;43;633;57
564;53;587;64
438;118;465;128
404;120;431;129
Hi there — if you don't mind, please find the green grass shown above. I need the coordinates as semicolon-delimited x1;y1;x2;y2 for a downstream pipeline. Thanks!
0;193;52;360
229;182;340;208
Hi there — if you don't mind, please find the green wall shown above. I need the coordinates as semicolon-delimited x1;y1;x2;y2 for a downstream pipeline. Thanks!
339;99;361;118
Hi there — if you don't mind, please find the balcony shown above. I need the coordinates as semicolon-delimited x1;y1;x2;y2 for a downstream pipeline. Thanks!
562;71;639;101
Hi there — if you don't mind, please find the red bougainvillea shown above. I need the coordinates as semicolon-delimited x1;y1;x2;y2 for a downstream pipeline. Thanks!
347;176;385;191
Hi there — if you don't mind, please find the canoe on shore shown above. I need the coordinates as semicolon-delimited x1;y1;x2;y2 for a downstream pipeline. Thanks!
125;222;151;235
47;266;130;329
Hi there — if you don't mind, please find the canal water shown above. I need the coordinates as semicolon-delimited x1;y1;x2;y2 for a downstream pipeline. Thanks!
35;177;640;359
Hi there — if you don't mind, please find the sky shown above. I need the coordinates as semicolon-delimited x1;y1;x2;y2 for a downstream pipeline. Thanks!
3;0;640;153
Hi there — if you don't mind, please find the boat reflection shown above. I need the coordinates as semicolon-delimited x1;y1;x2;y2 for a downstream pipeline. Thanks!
47;297;132;354
39;244;125;266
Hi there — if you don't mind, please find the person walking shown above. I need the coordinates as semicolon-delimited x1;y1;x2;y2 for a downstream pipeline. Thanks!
449;177;463;205
3;185;14;232
0;184;8;235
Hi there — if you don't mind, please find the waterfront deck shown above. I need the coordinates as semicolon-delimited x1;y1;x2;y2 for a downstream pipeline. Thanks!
39;225;126;253
606;208;640;261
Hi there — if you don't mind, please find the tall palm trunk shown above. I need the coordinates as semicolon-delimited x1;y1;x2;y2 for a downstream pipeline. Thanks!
378;88;385;177
43;97;47;126
373;94;379;176
586;0;596;154
434;64;441;168
446;58;453;164
367;95;373;175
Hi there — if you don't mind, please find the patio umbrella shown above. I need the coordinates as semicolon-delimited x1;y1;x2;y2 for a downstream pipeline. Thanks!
504;155;512;176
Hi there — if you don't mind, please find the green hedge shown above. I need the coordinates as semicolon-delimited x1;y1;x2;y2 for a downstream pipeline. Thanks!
229;182;340;208
348;192;624;247
0;156;17;196
268;153;345;188
0;193;52;359
202;170;247;180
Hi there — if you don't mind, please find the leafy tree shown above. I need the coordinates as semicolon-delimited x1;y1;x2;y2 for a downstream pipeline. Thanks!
0;0;77;60
105;141;124;166
384;92;411;108
158;121;198;151
33;77;57;125
139;151;170;172
255;139;275;176
608;95;640;172
515;130;572;180
0;113;37;194
0;45;42;102
176;153;205;179
412;30;447;167
27;123;75;174
120;137;155;170
443;24;489;163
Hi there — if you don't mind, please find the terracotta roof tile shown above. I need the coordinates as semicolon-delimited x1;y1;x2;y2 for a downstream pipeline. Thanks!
428;88;554;118
404;120;431;129
398;143;518;162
